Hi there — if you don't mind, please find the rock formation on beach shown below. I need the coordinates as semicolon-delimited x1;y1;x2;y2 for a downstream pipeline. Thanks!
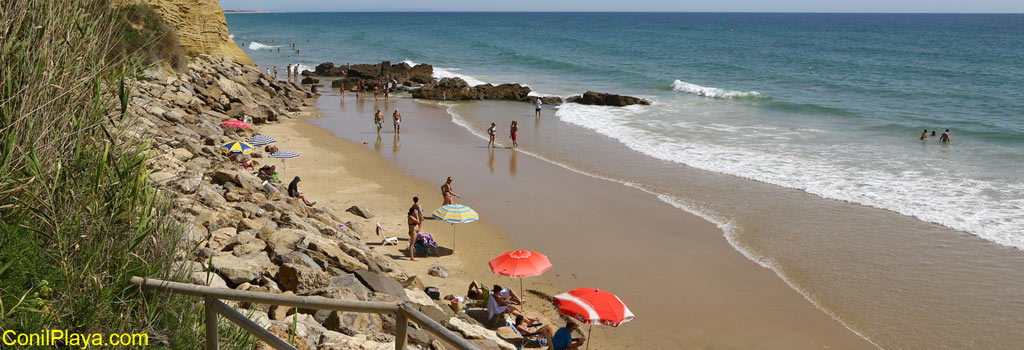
127;56;519;350
411;77;565;105
566;90;651;107
112;0;253;65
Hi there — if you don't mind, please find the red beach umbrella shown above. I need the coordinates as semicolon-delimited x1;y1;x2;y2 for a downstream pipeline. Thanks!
489;250;552;308
553;287;635;350
221;120;250;128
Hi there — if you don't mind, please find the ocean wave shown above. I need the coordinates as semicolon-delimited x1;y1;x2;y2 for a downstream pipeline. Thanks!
247;41;281;50
402;60;488;86
554;102;1024;250
672;80;762;99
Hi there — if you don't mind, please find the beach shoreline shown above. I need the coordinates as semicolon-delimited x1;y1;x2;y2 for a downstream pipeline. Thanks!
265;84;878;349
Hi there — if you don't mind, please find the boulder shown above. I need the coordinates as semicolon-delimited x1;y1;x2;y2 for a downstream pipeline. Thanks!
446;317;515;350
329;274;372;300
148;171;176;185
566;90;651;107
190;271;229;289
354;270;408;302
277;263;330;293
210;254;260;285
198;189;227;208
257;228;306;255
345;205;374;219
477;83;532;101
300;77;319;84
208;227;238;251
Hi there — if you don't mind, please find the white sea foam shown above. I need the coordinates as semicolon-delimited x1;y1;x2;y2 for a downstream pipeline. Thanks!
672;79;762;99
247;41;281;50
229;34;234;39
401;60;488;86
555;103;1024;250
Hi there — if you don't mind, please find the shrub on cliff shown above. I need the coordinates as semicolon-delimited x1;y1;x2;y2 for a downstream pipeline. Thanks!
114;2;187;71
0;0;248;348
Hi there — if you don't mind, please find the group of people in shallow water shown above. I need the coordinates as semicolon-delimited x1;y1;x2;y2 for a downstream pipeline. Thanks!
487;121;519;148
920;128;951;142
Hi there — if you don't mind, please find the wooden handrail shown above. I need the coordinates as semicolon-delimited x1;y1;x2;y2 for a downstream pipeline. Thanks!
130;276;480;350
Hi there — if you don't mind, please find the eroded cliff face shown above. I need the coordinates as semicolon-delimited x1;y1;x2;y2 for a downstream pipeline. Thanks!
114;0;253;65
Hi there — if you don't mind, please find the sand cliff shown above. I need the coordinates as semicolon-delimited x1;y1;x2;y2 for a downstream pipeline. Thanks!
114;0;253;65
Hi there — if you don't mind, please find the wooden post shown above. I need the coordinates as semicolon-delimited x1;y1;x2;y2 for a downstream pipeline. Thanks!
394;311;409;350
205;296;219;350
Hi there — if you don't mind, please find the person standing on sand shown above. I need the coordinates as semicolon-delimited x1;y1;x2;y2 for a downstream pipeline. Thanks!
940;129;951;143
393;109;402;134
294;64;299;77
535;98;543;117
273;66;278;79
487;123;497;148
510;121;519;148
920;129;928;140
374;109;384;135
373;85;380;101
407;196;423;261
286;64;291;79
441;177;460;205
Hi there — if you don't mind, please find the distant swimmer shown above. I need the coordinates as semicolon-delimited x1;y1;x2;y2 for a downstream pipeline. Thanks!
940;129;951;143
374;109;384;135
931;130;936;137
509;121;519;148
441;176;461;205
293;64;299;76
273;66;278;79
487;122;497;148
393;109;402;134
920;129;928;140
535;98;543;118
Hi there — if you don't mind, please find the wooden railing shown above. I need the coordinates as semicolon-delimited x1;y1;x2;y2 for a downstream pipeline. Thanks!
130;277;479;350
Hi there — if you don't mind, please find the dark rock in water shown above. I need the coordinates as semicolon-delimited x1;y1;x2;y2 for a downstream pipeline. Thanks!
314;61;433;86
477;83;531;101
529;96;563;106
566;91;650;106
300;77;318;84
411;77;484;101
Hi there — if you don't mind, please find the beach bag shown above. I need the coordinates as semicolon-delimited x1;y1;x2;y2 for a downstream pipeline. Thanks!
425;286;440;300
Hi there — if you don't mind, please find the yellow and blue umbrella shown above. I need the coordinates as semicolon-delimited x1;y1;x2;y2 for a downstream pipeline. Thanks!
221;141;254;155
431;204;479;251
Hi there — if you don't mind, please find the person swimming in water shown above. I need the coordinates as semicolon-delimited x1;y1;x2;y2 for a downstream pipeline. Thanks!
393;109;402;134
920;129;928;140
940;129;950;143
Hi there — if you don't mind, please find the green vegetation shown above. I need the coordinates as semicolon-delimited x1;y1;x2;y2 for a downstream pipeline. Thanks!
114;2;187;71
0;0;246;348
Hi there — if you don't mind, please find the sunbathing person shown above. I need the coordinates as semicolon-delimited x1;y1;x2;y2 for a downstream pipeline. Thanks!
467;280;489;302
257;165;279;182
492;284;522;305
514;314;555;345
487;285;536;324
287;176;315;206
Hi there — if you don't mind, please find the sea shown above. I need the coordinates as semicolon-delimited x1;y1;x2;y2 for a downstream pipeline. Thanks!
226;13;1024;349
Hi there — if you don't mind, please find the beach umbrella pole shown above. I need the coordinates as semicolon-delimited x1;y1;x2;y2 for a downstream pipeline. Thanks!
520;278;525;309
586;324;592;350
452;223;456;251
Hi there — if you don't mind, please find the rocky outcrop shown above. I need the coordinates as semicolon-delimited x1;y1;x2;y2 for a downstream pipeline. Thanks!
112;0;253;65
125;56;518;350
566;90;651;106
411;77;550;105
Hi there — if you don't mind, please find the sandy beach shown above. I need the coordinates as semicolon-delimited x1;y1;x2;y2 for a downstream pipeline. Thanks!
258;85;876;349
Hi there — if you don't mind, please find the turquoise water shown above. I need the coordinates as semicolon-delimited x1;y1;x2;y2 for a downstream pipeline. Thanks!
227;12;1024;248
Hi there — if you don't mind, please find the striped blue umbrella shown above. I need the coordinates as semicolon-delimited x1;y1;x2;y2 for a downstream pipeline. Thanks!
221;141;254;155
246;134;276;146
432;204;479;251
268;151;299;177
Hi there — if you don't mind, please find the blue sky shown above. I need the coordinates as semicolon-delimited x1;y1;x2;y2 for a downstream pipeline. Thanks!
220;0;1024;13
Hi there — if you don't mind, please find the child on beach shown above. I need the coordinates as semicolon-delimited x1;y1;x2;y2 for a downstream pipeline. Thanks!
510;121;519;148
487;123;497;148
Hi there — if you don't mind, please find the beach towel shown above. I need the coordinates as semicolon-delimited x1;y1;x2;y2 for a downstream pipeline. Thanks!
487;293;509;321
416;232;438;248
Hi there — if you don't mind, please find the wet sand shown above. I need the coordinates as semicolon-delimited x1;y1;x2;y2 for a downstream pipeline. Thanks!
292;88;876;349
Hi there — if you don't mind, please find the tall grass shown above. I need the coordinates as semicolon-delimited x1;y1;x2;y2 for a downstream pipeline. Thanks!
0;0;248;348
